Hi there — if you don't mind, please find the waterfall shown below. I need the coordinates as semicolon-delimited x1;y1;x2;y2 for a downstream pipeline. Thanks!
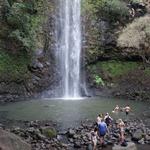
56;0;81;98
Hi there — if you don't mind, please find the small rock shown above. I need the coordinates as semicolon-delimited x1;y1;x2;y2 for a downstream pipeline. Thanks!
86;143;92;150
74;141;81;148
138;138;145;144
69;138;74;143
27;127;35;133
37;133;46;140
145;135;150;141
68;129;76;138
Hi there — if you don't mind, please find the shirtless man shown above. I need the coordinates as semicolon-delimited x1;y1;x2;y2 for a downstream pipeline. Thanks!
113;105;120;113
124;105;131;116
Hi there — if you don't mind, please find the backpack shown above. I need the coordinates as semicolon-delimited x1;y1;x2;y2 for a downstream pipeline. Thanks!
105;117;112;125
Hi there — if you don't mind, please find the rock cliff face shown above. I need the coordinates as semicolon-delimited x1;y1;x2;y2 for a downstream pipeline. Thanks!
82;0;148;63
0;0;150;102
0;0;57;102
82;0;150;101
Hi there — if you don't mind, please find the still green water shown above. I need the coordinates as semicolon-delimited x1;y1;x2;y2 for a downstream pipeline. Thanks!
0;97;149;129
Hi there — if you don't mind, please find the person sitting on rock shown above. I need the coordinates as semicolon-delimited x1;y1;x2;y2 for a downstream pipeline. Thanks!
117;119;125;144
91;127;98;150
98;119;107;147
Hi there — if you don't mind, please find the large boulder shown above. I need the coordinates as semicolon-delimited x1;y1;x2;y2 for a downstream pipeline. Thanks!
112;142;137;150
132;129;143;141
40;127;57;139
0;129;31;150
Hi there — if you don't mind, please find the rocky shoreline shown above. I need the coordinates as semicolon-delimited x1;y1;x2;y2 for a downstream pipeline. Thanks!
0;118;150;150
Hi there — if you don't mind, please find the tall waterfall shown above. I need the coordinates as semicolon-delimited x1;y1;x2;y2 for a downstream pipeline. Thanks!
56;0;81;98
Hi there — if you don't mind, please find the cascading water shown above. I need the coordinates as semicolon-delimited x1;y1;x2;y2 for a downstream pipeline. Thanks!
56;0;81;98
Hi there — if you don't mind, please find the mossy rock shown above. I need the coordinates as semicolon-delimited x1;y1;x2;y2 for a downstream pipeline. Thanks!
0;51;30;81
88;60;139;79
100;61;139;78
144;68;150;76
0;24;10;38
41;127;57;139
87;60;141;88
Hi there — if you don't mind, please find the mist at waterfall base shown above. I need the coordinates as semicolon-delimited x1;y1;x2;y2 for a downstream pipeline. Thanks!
42;0;87;99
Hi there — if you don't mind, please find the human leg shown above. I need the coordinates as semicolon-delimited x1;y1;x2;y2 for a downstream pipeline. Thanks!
92;139;97;150
119;131;125;144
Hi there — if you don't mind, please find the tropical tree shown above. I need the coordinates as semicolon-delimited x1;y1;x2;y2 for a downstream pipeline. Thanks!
117;15;150;64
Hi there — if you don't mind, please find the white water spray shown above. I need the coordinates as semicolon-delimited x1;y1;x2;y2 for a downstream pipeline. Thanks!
56;0;81;98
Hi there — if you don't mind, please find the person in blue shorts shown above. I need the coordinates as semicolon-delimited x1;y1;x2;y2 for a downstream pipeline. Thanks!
98;119;108;147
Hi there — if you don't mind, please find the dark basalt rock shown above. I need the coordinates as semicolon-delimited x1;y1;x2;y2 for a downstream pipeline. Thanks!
0;119;150;150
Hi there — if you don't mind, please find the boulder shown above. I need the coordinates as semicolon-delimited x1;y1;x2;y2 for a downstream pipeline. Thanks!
0;129;31;150
74;141;81;148
132;129;143;141
145;135;150;141
112;142;137;150
40;127;57;138
67;129;76;138
138;138;145;144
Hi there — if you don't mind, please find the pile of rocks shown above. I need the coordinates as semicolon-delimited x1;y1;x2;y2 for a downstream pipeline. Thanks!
9;121;67;150
64;120;150;149
0;119;150;150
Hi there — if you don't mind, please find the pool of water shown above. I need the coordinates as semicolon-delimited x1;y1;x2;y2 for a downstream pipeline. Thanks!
0;97;149;129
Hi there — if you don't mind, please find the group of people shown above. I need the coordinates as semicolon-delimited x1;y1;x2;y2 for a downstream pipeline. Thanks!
90;105;131;150
113;104;131;116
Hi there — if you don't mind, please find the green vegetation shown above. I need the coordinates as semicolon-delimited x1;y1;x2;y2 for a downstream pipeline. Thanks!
82;0;129;22
0;0;51;53
0;51;30;81
118;15;150;64
5;1;37;53
88;61;139;85
132;0;141;2
87;60;146;89
42;128;57;139
0;0;53;80
94;75;105;86
81;0;131;64
144;68;150;76
100;61;139;77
